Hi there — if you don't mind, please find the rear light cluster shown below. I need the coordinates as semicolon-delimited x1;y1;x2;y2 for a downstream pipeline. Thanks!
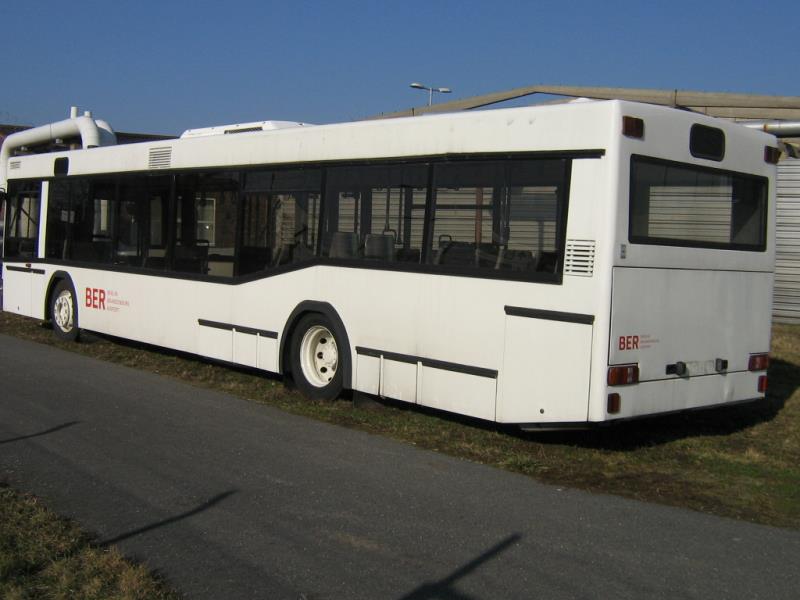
749;353;769;395
607;364;639;386
622;116;644;139
764;146;781;164
748;354;769;371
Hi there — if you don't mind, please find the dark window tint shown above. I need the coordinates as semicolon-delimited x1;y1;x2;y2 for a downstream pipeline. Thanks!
430;159;568;274
45;176;172;268
630;156;767;250
239;168;321;275
174;172;239;275
3;181;41;258
690;124;725;161
322;164;427;263
73;179;114;263
45;179;72;259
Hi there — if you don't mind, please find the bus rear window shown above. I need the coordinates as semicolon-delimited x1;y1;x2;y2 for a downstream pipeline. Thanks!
629;155;767;251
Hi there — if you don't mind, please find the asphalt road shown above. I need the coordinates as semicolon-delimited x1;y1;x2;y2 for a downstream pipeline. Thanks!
1;333;799;600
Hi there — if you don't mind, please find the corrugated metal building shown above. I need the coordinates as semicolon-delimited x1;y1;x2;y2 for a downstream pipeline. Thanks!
775;159;800;323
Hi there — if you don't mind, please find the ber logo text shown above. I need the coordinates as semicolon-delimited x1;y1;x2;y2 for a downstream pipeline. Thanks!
85;288;128;312
619;335;639;350
85;287;106;310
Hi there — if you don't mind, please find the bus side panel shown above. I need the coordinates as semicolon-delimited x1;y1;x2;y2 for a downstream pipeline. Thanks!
497;316;592;423
418;366;496;421
30;271;49;319
2;266;32;316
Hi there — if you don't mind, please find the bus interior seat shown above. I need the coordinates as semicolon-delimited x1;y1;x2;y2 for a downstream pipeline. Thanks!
436;241;478;267
395;248;421;263
271;242;314;267
173;244;209;273
537;251;557;273
71;240;112;263
329;231;358;259
364;233;394;261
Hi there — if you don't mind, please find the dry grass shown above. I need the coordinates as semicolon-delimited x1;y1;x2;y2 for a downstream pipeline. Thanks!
0;483;178;600
1;312;799;529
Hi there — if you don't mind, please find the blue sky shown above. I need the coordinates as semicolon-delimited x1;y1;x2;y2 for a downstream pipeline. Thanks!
3;0;799;134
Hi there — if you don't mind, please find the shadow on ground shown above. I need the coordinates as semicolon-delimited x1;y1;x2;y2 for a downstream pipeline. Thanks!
373;359;797;451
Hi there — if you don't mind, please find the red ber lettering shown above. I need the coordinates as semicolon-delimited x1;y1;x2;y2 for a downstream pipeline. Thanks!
618;335;640;350
85;287;106;310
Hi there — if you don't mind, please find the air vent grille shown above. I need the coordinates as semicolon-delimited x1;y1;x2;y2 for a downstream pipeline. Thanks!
9;160;21;170
148;147;172;169
564;239;595;276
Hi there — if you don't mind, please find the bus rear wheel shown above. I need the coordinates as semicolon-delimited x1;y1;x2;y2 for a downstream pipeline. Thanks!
50;279;80;342
289;314;343;401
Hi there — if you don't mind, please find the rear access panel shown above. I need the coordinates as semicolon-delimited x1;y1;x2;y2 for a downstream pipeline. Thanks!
610;268;772;382
497;309;593;424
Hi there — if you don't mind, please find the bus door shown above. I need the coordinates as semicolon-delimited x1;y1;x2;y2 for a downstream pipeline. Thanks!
2;182;42;317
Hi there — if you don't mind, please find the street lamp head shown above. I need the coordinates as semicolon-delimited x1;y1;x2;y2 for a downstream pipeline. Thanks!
409;82;426;90
436;87;452;94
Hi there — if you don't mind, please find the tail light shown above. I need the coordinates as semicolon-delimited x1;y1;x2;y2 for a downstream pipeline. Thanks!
607;393;621;414
608;364;639;386
748;354;769;371
758;375;768;394
764;146;780;164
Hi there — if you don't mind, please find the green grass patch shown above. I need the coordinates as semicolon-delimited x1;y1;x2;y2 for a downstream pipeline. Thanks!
2;312;799;529
0;482;178;600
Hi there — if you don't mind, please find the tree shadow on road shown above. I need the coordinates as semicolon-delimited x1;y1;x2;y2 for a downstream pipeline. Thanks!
398;533;522;600
0;421;81;445
99;489;238;547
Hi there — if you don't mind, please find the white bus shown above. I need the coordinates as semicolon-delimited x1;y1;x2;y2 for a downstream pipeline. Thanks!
0;100;777;428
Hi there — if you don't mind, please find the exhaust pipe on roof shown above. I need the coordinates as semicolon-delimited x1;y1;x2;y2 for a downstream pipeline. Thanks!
0;106;117;192
741;120;800;137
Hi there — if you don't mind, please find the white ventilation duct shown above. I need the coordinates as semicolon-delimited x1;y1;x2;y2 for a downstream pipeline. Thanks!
741;120;800;137
0;106;117;191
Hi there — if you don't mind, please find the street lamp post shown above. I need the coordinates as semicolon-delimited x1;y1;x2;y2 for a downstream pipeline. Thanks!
410;82;452;106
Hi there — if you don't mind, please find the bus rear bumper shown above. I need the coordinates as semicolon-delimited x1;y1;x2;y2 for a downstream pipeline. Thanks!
602;370;765;421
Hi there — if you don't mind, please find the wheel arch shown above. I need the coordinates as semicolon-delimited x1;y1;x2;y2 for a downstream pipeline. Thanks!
44;270;76;321
280;301;353;390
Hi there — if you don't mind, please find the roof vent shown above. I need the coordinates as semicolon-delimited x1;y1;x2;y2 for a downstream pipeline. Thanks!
180;120;313;139
148;146;172;169
564;239;595;276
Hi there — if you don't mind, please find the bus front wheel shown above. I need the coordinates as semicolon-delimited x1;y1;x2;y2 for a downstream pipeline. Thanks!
50;279;80;342
289;313;344;401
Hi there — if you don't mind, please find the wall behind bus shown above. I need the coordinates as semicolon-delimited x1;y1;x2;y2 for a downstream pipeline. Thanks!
774;158;800;323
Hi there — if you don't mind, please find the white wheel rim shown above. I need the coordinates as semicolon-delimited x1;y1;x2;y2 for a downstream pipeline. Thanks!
299;325;338;387
54;290;74;333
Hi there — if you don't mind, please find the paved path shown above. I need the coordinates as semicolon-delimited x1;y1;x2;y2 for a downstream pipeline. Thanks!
1;333;798;599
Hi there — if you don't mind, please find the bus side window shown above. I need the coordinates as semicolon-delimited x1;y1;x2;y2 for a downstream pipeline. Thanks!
430;159;567;275
321;164;426;263
172;172;239;276
238;168;321;276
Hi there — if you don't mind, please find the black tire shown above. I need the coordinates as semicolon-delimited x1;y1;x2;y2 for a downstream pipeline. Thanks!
289;313;344;401
49;279;80;342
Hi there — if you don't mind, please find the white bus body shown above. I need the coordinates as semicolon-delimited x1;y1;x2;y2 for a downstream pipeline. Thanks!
1;100;776;428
